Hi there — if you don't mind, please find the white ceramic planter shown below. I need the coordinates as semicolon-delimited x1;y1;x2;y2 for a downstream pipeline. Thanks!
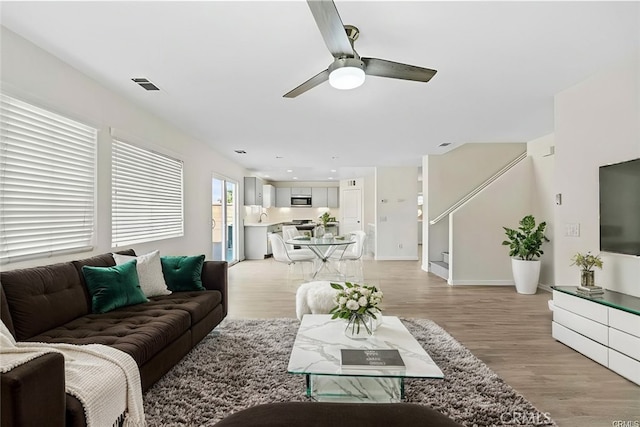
511;258;541;295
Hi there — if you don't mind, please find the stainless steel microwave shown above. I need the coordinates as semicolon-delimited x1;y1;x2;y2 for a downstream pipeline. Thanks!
291;196;312;207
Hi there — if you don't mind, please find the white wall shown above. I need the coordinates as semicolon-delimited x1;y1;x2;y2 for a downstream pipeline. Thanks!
374;167;418;260
0;27;247;270
554;52;640;297
449;158;533;285
527;134;556;286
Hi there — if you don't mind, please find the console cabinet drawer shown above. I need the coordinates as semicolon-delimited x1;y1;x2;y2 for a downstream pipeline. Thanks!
608;349;640;385
553;290;608;324
609;328;640;362
553;305;608;345
609;308;640;338
552;322;608;366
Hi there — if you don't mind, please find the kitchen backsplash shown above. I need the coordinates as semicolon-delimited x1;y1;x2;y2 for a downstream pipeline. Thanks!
244;207;339;224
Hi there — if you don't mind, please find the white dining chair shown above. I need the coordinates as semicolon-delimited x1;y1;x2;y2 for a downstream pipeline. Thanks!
281;225;302;251
269;233;316;280
333;231;367;282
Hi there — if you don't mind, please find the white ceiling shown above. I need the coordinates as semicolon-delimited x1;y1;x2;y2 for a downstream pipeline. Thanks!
1;1;639;181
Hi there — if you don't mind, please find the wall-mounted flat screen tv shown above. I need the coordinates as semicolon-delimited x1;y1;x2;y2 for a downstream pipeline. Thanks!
599;158;640;256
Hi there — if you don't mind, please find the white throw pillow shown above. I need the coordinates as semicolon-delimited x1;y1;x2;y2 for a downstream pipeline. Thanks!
112;250;171;297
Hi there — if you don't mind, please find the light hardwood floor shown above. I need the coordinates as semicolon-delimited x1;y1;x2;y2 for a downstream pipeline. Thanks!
227;257;640;427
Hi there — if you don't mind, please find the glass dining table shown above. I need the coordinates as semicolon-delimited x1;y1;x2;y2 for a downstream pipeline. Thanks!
286;236;355;280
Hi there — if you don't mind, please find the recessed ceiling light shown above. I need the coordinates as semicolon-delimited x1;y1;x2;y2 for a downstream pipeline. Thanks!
234;149;247;154
331;169;337;173
287;169;293;173
264;174;270;178
293;177;298;180
328;177;333;180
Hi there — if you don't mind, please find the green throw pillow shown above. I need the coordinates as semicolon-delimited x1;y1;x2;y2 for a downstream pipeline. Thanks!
82;260;149;314
160;255;206;292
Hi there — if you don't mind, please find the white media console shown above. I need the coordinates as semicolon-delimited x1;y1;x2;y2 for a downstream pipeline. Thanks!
552;287;640;386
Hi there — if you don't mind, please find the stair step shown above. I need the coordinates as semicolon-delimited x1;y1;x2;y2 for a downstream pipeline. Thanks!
430;261;449;281
442;252;449;264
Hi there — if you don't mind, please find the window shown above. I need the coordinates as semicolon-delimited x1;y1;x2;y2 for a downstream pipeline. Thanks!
0;95;97;263
111;139;184;246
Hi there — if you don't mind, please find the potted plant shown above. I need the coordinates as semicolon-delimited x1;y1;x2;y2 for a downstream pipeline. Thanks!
316;211;332;238
502;215;549;294
571;251;603;287
319;212;331;226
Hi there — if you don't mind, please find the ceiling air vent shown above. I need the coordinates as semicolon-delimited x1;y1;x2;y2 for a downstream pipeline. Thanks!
438;142;452;147
234;150;247;154
132;78;160;91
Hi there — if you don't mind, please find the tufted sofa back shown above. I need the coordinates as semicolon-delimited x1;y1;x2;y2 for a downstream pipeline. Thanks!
0;250;135;341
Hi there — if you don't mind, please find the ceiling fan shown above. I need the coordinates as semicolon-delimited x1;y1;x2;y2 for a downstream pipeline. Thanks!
283;0;437;98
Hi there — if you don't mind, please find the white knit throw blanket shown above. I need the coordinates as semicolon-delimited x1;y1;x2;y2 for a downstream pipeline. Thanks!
0;322;146;427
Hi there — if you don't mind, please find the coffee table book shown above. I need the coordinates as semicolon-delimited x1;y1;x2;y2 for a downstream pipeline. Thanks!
340;349;406;370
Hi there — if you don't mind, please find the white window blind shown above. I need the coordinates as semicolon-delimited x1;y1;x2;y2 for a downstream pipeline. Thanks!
111;139;184;246
0;94;97;264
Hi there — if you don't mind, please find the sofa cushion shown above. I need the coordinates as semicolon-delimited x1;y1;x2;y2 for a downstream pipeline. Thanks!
145;291;222;325
26;308;191;366
112;250;171;297
82;261;149;314
160;255;205;292
0;262;89;341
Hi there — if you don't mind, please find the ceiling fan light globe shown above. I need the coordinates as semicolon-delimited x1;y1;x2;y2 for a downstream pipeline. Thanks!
329;66;365;90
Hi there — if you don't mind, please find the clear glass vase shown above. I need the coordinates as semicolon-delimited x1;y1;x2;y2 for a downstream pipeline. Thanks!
581;270;595;287
344;313;373;340
369;308;382;331
315;225;325;238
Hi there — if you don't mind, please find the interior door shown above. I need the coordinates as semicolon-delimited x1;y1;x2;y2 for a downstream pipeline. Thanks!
341;188;362;235
212;176;238;264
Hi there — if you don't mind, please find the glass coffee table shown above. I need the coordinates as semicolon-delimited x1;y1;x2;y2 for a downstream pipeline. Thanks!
287;314;444;402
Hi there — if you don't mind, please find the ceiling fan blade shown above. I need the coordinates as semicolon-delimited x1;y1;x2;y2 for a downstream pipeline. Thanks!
283;69;330;98
307;0;354;58
362;57;437;83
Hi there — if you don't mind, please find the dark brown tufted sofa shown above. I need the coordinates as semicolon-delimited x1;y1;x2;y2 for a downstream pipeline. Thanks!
0;250;228;427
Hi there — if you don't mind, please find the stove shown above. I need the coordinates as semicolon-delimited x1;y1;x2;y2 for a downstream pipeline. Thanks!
284;219;317;231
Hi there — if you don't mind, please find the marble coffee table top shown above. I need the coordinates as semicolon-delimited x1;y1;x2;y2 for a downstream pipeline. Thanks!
287;314;444;379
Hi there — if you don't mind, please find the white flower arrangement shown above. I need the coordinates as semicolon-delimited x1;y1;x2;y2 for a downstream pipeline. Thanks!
330;282;383;334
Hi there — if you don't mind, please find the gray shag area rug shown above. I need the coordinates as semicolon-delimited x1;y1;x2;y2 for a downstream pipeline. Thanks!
143;318;555;426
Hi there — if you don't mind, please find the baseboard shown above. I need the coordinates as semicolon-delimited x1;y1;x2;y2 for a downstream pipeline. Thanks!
449;280;514;286
539;284;554;293
374;256;419;261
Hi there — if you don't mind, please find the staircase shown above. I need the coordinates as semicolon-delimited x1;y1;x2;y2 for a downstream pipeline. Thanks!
430;252;449;280
426;151;529;285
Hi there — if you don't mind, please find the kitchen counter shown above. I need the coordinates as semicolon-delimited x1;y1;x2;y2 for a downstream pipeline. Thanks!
244;221;284;227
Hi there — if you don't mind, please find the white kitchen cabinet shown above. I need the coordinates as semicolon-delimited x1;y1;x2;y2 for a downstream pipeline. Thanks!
312;187;328;207
551;287;640;385
328;187;339;208
276;187;291;207
244;223;282;259
263;184;276;208
291;187;312;196
244;177;264;206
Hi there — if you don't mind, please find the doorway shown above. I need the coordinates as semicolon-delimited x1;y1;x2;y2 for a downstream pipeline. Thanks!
341;188;362;235
212;176;238;264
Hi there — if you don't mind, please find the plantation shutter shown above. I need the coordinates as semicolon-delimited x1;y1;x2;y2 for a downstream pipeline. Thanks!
111;139;184;246
0;94;97;264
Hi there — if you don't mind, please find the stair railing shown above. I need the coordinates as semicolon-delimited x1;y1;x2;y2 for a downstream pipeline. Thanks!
429;152;527;225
